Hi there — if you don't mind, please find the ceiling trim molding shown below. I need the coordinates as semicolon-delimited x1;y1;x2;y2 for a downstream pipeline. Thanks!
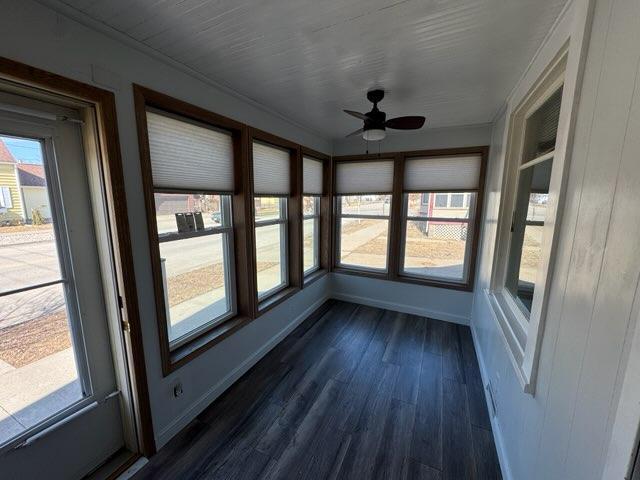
36;0;331;142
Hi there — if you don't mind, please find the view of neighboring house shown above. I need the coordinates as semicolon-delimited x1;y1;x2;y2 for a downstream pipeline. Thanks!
17;163;50;221
0;138;24;224
417;192;471;239
0;138;50;224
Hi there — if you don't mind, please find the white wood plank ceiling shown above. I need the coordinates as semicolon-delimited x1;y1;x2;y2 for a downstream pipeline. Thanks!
51;0;567;139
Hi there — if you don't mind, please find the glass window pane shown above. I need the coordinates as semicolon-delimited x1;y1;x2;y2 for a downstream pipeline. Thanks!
0;135;84;446
254;197;282;222
154;193;224;236
450;193;464;208
434;193;448;208
256;223;285;296
340;195;391;216
303;218;318;273
506;158;552;314
407;192;474;219
0;284;82;445
303;196;319;216
402;220;468;281
159;232;231;346
339;218;388;270
0;137;62;294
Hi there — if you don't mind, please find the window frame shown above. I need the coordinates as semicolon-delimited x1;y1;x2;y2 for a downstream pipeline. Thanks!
334;193;393;274
253;195;289;301
155;191;238;351
398;190;477;285
301;147;331;287
332;148;487;291
249;129;303;314
134;86;253;375
487;49;570;394
302;195;321;276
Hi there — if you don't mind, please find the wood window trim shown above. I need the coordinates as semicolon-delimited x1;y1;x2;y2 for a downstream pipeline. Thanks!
488;46;572;394
133;85;257;375
301;146;331;283
249;127;302;312
0;58;155;457
332;146;488;292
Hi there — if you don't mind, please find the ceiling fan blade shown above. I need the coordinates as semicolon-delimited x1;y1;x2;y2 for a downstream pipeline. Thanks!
345;127;364;138
344;109;368;120
385;116;426;130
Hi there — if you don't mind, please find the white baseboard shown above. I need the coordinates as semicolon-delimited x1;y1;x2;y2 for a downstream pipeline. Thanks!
330;292;470;325
470;322;513;480
155;294;330;448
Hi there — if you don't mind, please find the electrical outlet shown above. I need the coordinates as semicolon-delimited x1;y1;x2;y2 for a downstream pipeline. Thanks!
173;382;183;398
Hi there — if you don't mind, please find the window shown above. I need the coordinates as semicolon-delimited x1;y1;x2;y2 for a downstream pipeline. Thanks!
0;135;87;446
489;51;568;393
253;141;290;300
154;193;235;348
302;155;323;275
0;186;12;208
303;196;320;274
401;154;482;284
254;196;288;298
145;109;237;351
335;160;394;271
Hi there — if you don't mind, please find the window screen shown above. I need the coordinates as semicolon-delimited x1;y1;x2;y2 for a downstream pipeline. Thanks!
253;141;290;195
335;160;394;194
146;110;234;192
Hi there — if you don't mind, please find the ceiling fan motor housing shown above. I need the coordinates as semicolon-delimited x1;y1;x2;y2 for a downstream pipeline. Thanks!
364;108;386;132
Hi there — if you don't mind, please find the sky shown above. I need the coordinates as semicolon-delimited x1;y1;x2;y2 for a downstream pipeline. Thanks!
1;136;43;164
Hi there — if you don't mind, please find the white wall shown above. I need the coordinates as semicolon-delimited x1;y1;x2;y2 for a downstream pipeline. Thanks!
332;273;474;325
471;0;640;479
0;0;333;449
332;123;492;156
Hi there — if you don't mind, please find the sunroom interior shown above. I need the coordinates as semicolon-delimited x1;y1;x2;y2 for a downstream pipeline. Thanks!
1;0;640;479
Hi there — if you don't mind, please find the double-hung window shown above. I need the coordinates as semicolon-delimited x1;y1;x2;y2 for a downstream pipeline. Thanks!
302;156;322;275
489;52;568;392
335;160;394;272
145;110;236;351
252;141;290;299
401;154;482;285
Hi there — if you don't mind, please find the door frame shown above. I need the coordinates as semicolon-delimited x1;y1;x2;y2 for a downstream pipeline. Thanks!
0;56;155;458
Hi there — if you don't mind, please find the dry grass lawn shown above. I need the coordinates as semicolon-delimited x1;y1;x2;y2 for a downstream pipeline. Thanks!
0;310;70;368
0;224;53;234
166;261;277;307
0;261;278;368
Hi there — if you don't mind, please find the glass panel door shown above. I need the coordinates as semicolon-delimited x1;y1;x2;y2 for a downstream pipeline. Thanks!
0;93;127;479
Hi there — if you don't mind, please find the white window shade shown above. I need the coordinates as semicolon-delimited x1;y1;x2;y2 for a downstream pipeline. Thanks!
253;141;290;195
404;155;482;191
146;110;234;192
335;160;394;194
303;156;323;195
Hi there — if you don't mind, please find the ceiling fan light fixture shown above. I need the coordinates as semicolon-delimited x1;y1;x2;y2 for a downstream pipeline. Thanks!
362;128;386;141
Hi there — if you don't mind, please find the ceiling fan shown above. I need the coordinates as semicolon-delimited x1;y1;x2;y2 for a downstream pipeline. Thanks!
344;89;426;141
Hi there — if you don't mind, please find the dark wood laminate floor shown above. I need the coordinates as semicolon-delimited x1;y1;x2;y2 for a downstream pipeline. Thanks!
135;301;502;480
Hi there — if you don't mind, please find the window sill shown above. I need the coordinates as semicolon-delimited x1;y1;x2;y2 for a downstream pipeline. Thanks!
333;265;388;280
483;288;535;394
258;286;299;316
396;273;473;292
333;266;474;292
165;314;252;375
303;268;328;287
